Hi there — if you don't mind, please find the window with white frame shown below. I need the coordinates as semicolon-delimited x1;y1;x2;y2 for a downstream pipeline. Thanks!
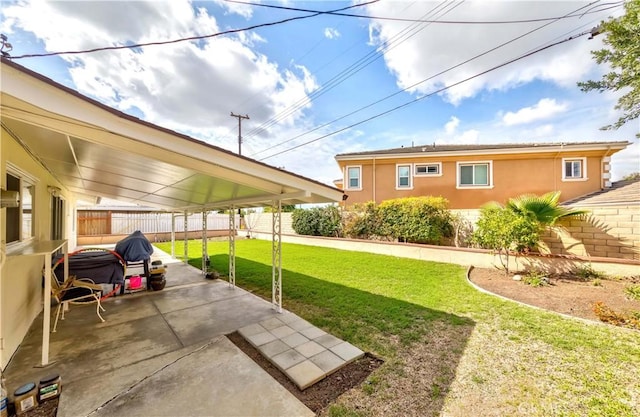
396;164;412;189
415;163;441;176
6;167;37;244
562;157;587;181
457;161;492;188
346;166;362;190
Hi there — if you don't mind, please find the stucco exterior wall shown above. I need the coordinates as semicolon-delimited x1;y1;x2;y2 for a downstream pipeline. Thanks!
339;151;609;209
1;127;75;368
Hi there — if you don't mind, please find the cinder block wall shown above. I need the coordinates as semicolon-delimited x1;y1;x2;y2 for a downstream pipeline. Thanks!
246;208;640;261
540;206;640;260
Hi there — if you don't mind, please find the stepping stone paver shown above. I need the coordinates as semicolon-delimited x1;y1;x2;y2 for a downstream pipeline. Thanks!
310;350;345;373
314;333;342;348
238;323;266;337
281;332;309;348
260;317;286;330
246;331;277;346
270;325;296;339
272;349;306;371
287;360;326;390
240;311;366;390
260;339;290;357
330;342;364;362
295;340;325;358
299;326;325;339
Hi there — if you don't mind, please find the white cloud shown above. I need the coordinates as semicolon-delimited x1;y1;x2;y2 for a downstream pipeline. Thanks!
365;1;621;105
212;0;254;19
324;27;340;39
502;98;568;126
444;116;460;134
2;0;318;153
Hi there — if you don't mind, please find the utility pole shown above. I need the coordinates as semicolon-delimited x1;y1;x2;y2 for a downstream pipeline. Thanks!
230;112;250;155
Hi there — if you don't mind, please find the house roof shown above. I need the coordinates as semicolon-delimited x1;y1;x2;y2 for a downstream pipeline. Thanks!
564;178;640;207
1;58;343;211
335;141;630;160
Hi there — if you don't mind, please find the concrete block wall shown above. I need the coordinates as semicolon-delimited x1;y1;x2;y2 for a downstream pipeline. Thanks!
540;206;640;261
246;207;639;261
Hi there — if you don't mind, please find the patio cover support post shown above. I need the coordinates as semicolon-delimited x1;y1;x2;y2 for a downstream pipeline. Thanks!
228;206;236;288
272;200;282;313
183;211;188;263
170;213;176;259
202;211;208;276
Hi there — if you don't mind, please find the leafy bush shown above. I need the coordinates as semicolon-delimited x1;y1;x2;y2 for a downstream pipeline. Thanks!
342;201;379;239
471;207;539;273
624;284;640;301
376;197;453;244
291;205;342;237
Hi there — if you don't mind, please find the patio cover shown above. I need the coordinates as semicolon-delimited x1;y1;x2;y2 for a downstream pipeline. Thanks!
0;58;344;210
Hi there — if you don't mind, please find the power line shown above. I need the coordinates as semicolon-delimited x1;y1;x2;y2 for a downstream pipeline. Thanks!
226;0;623;25
8;0;380;60
258;29;593;161
253;1;608;158
244;1;464;146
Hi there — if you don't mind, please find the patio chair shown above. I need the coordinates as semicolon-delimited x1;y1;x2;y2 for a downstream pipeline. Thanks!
51;275;105;332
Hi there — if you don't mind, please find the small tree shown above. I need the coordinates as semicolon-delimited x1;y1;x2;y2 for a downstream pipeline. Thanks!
471;206;540;274
578;1;640;136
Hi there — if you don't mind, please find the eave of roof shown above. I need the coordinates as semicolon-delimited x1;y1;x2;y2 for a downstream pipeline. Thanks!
335;141;630;161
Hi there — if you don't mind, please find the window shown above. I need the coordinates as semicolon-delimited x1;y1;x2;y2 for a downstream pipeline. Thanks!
6;168;37;244
562;158;587;181
457;161;492;188
415;163;441;176
396;164;412;189
346;166;361;190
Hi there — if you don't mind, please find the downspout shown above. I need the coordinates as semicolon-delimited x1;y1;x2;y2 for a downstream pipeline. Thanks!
553;143;564;192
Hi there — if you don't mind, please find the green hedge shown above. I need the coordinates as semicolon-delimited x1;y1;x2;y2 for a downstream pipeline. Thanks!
291;205;342;237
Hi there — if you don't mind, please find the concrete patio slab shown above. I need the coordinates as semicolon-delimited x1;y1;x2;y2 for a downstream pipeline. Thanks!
3;259;315;417
89;336;313;417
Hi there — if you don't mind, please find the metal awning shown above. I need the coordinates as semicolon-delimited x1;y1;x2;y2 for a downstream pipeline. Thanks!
1;58;343;210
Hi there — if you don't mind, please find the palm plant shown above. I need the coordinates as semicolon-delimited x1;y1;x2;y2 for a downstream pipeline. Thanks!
504;191;588;227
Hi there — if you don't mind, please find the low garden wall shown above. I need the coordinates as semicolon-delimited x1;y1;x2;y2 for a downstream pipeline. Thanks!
250;232;640;277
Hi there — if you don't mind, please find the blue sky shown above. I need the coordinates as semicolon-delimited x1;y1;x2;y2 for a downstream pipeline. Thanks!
1;0;638;187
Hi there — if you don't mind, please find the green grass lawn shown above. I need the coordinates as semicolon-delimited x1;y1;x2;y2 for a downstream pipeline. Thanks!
155;239;640;417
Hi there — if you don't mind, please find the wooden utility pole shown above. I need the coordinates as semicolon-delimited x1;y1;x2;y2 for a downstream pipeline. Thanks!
230;112;250;155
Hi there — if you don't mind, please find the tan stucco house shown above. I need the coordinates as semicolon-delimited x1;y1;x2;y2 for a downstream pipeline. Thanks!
0;58;342;368
334;142;629;209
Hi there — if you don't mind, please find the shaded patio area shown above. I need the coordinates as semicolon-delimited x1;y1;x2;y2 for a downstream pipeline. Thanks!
3;249;356;416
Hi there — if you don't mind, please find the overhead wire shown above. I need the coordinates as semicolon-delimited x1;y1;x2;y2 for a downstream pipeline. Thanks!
258;29;595;161
253;0;609;158
244;1;465;148
8;0;380;60
226;0;623;25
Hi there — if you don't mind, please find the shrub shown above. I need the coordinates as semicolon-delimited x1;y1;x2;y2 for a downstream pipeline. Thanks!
291;205;342;237
471;206;539;273
342;201;379;239
376;197;453;244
